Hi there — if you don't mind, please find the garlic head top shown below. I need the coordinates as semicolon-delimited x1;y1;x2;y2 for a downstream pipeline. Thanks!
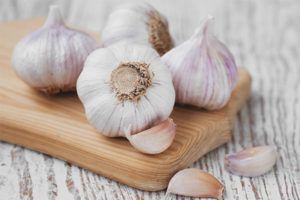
101;2;174;56
77;44;175;137
162;16;238;110
12;5;99;94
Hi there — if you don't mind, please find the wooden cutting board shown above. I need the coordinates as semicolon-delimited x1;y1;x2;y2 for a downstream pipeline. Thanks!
0;18;251;191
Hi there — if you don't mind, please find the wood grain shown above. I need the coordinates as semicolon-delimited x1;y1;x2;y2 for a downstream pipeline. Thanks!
0;0;299;199
0;18;250;192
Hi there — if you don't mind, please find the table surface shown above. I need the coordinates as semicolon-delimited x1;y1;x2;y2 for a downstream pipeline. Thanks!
0;0;299;200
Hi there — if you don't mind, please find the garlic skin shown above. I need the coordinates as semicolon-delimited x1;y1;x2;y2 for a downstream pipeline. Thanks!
167;168;224;200
225;146;277;177
11;5;99;94
125;118;176;154
101;2;174;56
76;44;175;138
162;16;238;110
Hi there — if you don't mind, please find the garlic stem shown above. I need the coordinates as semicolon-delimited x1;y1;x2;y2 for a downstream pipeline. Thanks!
44;5;65;27
192;15;214;39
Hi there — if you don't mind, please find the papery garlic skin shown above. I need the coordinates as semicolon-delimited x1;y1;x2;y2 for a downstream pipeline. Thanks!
167;168;224;200
162;16;238;110
101;2;174;56
225;146;277;177
77;44;175;137
11;5;99;94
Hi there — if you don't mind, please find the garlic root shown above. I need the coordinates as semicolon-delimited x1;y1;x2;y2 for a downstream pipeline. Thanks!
225;146;277;177
167;168;224;200
125;118;176;154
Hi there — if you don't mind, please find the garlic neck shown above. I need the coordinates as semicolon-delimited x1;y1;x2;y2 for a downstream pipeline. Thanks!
110;62;153;103
43;5;65;28
192;15;214;40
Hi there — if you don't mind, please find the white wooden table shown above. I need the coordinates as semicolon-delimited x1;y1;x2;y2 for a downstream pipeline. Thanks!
0;0;299;199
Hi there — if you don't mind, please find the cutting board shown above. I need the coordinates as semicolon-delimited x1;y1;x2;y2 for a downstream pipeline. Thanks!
0;18;251;191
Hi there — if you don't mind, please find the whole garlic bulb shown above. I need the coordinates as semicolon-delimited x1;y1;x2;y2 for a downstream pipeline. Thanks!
101;2;174;56
162;16;238;110
12;5;99;94
77;44;175;138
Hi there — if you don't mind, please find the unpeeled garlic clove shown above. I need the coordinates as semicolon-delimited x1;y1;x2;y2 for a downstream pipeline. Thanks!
162;16;238;110
101;2;174;56
12;5;99;94
224;146;276;177
167;168;224;200
125;118;176;154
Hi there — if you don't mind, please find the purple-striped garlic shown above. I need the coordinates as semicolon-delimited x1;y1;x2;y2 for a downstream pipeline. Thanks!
77;43;176;154
162;16;238;110
225;146;277;177
101;2;174;56
11;5;99;94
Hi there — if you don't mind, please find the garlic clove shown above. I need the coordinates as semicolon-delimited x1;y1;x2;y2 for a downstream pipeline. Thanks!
125;118;176;154
77;44;175;138
11;5;99;94
162;16;238;110
101;2;174;56
224;146;277;177
167;168;224;200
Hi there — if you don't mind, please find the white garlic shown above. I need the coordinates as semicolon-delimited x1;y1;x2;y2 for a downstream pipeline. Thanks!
12;5;99;94
76;43;175;139
162;16;238;110
225;146;277;177
101;2;174;56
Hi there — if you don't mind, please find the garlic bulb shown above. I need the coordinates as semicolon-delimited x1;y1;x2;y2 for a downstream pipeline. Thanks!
101;2;174;56
167;168;224;199
225;146;277;177
162;16;238;110
76;43;175;138
12;5;99;94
